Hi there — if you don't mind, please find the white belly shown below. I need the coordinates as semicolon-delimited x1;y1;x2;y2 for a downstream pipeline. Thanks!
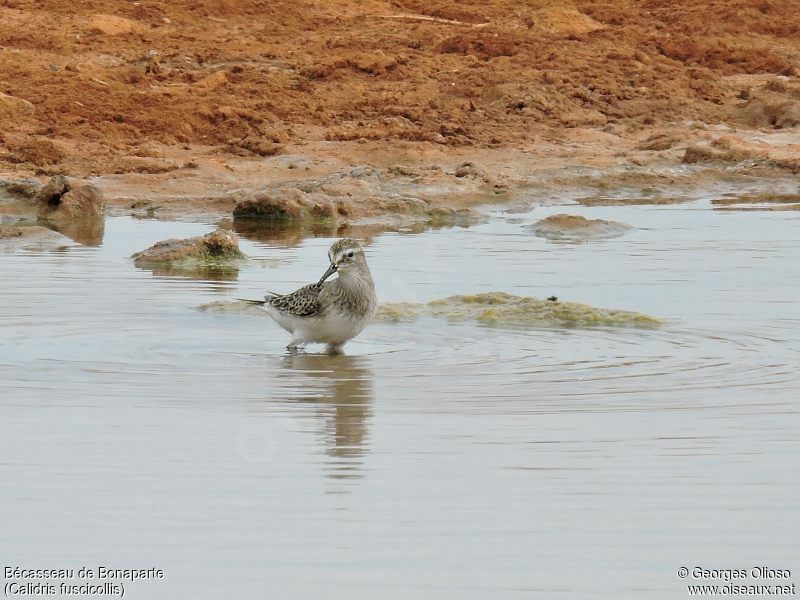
264;305;370;345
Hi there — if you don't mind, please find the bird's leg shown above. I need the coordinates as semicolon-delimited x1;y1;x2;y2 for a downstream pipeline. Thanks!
286;338;304;353
326;343;345;355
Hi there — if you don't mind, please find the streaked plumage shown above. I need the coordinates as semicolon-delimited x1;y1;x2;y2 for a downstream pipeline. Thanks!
267;284;323;317
261;239;377;353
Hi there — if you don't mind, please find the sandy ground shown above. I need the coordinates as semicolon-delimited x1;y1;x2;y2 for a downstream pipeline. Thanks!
1;0;800;222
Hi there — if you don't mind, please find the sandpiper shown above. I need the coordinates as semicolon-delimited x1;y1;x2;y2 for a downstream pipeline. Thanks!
259;238;377;354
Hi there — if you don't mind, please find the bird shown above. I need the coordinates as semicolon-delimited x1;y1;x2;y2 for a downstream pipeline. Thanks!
247;238;377;354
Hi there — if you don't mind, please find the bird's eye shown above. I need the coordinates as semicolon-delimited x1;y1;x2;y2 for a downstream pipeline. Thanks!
346;250;354;258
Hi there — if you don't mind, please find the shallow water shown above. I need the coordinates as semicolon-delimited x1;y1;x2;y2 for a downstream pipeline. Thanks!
1;199;798;598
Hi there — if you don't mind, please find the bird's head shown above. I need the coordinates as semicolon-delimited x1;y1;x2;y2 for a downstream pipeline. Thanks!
317;238;368;285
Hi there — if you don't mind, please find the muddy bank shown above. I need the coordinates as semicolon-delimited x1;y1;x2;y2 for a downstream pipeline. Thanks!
7;122;799;229
229;163;504;225
67;153;507;226
712;192;800;212
3;125;799;240
0;0;798;224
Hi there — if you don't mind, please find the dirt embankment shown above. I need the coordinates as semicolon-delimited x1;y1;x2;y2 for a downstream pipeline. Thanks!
1;0;799;171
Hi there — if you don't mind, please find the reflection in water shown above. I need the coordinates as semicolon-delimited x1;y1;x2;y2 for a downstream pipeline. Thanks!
232;217;392;247
40;215;105;246
279;354;373;482
232;218;342;247
135;261;240;282
231;212;479;248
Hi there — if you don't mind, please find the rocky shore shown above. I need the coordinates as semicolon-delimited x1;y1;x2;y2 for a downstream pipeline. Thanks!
1;0;798;245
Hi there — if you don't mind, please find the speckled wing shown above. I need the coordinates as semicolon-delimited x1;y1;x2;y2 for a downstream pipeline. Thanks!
267;284;322;317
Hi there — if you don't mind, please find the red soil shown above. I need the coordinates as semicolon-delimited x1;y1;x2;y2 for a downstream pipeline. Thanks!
1;0;798;173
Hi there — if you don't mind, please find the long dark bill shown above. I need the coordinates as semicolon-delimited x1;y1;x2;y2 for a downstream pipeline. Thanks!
317;263;337;287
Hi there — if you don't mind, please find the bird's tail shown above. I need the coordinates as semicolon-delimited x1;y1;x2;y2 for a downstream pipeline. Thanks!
237;290;284;305
236;298;267;306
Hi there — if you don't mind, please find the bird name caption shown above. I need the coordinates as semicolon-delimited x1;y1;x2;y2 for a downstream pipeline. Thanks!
677;567;795;596
4;567;164;597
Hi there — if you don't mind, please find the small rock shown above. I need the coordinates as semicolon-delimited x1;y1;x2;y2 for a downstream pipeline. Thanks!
233;188;337;221
132;228;246;267
34;176;104;220
35;175;70;205
531;214;632;241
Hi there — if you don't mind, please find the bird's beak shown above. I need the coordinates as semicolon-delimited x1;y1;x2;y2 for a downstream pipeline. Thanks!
317;263;337;286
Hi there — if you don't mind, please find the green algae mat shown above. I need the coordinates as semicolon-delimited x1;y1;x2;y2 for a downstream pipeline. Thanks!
376;292;661;329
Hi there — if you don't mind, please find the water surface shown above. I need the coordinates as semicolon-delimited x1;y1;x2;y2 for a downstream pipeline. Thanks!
1;199;798;598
